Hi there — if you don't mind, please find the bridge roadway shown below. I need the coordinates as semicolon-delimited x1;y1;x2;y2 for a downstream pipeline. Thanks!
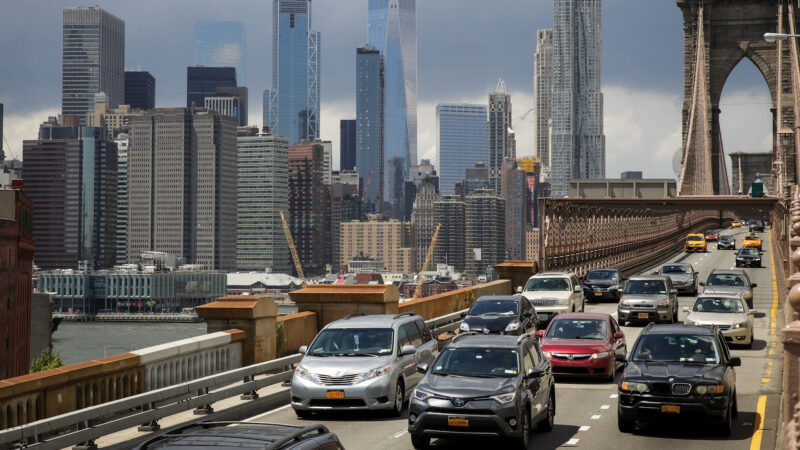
247;227;783;450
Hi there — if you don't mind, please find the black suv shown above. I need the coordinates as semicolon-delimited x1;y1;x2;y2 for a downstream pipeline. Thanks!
408;333;554;449
582;268;624;302
459;295;536;335
717;235;736;250
135;422;344;449
748;219;765;232
616;324;740;436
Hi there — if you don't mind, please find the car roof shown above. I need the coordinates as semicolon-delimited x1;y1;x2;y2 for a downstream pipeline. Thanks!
642;324;716;336
587;268;618;273
548;312;610;321
662;262;691;267
325;313;417;329
449;334;522;349
628;275;668;281
474;295;523;302
688;233;704;236
709;269;747;276
530;271;573;278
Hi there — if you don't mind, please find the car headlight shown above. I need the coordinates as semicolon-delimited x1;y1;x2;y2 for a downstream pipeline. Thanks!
733;321;749;329
621;382;649;393
413;388;434;401
459;322;470;332
294;365;316;382
542;351;552;358
736;256;744;260
558;297;569;305
685;319;700;326
360;365;391;383
658;300;670;307
590;352;610;360
505;321;521;331
491;391;517;404
619;300;629;306
695;385;724;395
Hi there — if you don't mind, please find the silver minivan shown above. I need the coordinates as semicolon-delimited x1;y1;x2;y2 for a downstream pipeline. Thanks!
291;312;437;417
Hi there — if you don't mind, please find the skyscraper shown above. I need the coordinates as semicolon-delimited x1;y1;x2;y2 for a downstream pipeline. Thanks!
289;142;325;275
435;103;488;196
534;29;553;166
268;0;320;145
411;177;439;270
115;133;129;266
465;189;505;276
488;80;515;194
216;86;248;127
340;119;357;171
501;159;528;260
356;44;384;213
368;0;418;173
186;66;237;108
236;130;290;272
551;0;605;197
433;196;465;272
62;6;125;124
124;71;156;110
193;20;246;86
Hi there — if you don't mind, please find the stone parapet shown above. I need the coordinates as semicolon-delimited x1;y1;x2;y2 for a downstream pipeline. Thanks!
197;296;278;365
289;284;399;329
398;280;512;320
494;261;538;293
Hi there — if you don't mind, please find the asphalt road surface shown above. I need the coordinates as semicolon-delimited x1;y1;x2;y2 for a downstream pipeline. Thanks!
249;227;782;450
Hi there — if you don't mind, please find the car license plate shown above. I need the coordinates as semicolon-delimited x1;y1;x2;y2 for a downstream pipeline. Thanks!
448;417;469;427
594;292;603;296
661;405;680;414
638;313;649;319
537;314;549;322
326;390;344;399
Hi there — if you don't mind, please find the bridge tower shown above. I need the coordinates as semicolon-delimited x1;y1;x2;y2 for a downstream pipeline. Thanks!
677;0;799;196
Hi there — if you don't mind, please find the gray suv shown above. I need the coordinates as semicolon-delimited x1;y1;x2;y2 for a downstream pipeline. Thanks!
291;312;437;417
617;275;679;326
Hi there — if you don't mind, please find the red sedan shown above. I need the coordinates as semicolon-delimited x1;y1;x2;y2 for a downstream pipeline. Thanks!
536;313;626;381
704;229;720;241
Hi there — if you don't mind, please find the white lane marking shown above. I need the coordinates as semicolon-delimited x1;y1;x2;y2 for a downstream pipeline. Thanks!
392;429;408;439
244;404;291;421
591;414;601;420
579;425;591;431
609;394;618;399
565;438;580;446
600;404;610;410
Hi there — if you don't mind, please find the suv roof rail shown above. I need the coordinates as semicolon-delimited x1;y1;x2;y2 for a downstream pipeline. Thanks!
270;424;332;449
452;331;479;343
393;312;416;320
643;322;657;332
343;312;367;320
516;334;530;345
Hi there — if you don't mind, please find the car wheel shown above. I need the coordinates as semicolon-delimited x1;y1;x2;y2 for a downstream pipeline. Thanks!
294;408;312;419
606;359;616;382
732;391;738;419
718;400;733;436
538;391;555;432
618;408;635;433
410;434;430;449
391;380;404;416
746;331;754;349
514;405;531;449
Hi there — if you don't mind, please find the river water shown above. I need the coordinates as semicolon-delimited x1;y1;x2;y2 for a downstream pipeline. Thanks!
52;322;207;365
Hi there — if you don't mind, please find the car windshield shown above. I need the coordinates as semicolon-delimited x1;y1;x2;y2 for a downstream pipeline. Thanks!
692;297;745;313
431;347;519;377
524;277;570;291
307;328;394;356
687;236;704;242
586;270;616;281
739;248;759;256
706;274;746;287
720;236;733;242
745;236;759;241
661;265;691;274
546;318;608;340
705;230;717;235
632;334;720;364
624;280;667;295
468;300;518;316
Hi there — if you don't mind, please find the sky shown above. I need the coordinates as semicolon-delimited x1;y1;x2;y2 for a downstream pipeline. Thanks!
0;0;772;180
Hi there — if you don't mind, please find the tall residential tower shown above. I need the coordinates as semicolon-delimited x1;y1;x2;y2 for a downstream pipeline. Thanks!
534;29;553;166
488;80;514;195
355;44;384;213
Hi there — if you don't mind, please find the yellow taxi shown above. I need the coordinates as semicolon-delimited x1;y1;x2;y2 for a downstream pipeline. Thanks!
685;233;707;252
731;220;742;228
742;234;763;251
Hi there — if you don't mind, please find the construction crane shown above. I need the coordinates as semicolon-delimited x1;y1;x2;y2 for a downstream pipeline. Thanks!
412;223;442;301
279;211;306;285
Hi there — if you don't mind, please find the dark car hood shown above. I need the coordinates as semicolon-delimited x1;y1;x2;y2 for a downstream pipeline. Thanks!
463;315;517;333
584;280;617;288
420;373;518;399
624;361;725;383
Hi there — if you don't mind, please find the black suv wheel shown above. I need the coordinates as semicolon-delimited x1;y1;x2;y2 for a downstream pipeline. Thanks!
618;405;634;432
538;391;555;432
410;434;430;449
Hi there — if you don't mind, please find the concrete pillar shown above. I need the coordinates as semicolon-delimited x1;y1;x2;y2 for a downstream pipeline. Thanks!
289;285;399;330
196;296;277;365
494;261;538;293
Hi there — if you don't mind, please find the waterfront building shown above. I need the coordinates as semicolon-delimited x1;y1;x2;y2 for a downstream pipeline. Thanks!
193;20;246;85
488;80;515;195
501;159;528;260
289;142;326;275
340;119;357;171
534;29;553;165
465;189;505;276
368;0;418;171
340;217;415;273
236;131;290;273
124;71;155;110
62;6;125;124
356;44;384;213
433;196;466;272
128;108;237;270
23;122;117;270
435;103;488;196
186;66;237;109
550;0;605;197
115;133;129;266
411;177;440;270
267;0;320;145
0;187;34;380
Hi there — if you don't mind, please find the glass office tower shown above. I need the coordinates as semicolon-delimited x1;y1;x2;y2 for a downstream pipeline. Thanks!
268;0;320;145
435;103;488;196
355;45;384;213
368;0;417;178
193;20;246;86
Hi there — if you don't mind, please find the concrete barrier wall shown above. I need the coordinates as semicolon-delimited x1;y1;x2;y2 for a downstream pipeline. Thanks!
277;312;318;357
398;280;512;320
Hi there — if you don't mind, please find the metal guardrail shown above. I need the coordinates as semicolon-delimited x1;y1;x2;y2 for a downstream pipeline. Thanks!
0;353;302;449
425;309;467;339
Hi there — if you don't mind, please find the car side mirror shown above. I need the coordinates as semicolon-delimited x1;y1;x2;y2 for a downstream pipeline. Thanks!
614;353;627;363
535;330;544;338
517;286;523;293
298;345;307;355
652;270;659;275
416;363;429;374
574;286;582;293
749;309;758;315
729;357;742;367
523;311;532;318
613;332;624;340
670;289;678;295
526;367;545;378
401;344;416;356
751;283;758;288
699;282;705;286
460;312;466;318
682;307;690;313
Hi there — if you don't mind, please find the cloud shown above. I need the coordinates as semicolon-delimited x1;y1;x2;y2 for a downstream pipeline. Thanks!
3;107;59;161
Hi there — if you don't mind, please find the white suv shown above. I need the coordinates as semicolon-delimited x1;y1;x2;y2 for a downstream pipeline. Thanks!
520;272;584;324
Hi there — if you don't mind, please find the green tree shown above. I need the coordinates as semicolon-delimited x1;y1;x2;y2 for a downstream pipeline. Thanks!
31;347;63;373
